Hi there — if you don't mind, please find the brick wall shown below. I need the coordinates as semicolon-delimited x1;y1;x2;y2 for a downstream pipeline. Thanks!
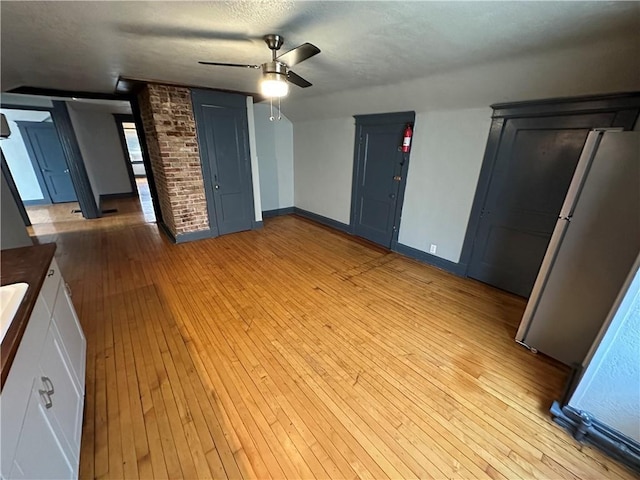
138;84;209;237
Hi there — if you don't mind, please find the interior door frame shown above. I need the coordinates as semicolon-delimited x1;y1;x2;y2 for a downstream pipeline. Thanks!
0;102;100;219
112;113;139;195
2;87;166;225
15;120;58;204
1;151;31;226
191;88;257;237
350;111;415;250
458;92;640;275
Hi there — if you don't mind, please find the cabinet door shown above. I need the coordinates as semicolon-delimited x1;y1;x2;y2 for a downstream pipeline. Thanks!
0;298;51;474
9;379;74;480
52;282;86;392
40;258;62;315
38;321;84;465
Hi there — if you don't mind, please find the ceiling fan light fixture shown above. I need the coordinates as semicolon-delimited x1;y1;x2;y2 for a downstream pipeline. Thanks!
199;34;319;106
261;72;289;98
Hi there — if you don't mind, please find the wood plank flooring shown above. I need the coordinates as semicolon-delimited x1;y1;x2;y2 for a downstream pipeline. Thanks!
28;197;635;479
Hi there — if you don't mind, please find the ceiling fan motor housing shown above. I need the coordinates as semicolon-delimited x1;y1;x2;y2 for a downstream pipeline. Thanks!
262;61;288;80
263;34;284;52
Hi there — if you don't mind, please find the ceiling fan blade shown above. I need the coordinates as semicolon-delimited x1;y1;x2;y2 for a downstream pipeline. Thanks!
276;43;320;67
198;61;260;69
118;24;255;43
287;71;312;88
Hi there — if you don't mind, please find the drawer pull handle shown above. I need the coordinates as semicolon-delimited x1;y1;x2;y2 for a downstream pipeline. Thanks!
47;269;55;277
39;389;53;409
41;376;54;396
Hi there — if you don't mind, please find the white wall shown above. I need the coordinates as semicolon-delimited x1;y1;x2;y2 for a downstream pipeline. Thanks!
1;171;32;250
0;109;51;202
254;103;294;212
570;257;640;442
399;109;491;262
285;36;639;122
293;117;355;224
292;112;492;259
67;103;132;206
288;35;640;262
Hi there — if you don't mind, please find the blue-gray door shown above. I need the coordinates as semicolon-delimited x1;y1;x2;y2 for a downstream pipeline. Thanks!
192;90;254;236
352;113;414;248
18;122;77;203
466;113;619;297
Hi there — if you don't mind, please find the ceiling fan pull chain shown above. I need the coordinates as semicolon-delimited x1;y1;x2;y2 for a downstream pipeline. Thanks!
277;97;282;121
269;97;276;122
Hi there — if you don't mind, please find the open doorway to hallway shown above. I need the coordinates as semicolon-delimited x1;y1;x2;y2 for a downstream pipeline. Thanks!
1;94;158;232
0;106;82;227
113;115;155;222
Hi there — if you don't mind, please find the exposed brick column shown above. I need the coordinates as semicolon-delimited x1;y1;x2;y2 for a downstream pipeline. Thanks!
137;84;209;237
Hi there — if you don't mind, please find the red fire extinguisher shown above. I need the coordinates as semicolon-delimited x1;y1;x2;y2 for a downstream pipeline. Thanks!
402;124;413;153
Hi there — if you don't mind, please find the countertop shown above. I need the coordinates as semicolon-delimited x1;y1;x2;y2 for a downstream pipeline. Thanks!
1;243;56;390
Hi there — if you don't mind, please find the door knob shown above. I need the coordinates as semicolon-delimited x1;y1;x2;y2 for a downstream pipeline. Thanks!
64;169;69;174
389;194;396;199
214;184;220;190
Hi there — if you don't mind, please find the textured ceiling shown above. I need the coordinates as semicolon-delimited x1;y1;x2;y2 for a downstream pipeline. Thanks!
1;1;638;99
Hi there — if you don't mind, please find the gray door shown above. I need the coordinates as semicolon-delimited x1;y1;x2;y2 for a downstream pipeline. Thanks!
467;113;618;297
18;122;77;203
192;90;254;236
352;113;414;248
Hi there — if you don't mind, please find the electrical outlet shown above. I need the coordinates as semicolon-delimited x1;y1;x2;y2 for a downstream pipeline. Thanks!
429;244;437;254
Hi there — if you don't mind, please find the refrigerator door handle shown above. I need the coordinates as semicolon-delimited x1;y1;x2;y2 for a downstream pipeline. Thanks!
515;217;571;342
559;130;603;219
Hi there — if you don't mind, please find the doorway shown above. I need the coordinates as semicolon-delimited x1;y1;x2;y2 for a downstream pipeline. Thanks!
1;108;79;209
1;102;102;222
3;92;164;231
114;114;155;222
350;111;415;248
461;95;640;297
192;89;255;236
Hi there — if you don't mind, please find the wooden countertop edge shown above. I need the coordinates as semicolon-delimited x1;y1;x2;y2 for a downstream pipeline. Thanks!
1;243;57;390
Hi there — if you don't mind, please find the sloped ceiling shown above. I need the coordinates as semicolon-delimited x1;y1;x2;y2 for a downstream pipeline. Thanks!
1;1;639;99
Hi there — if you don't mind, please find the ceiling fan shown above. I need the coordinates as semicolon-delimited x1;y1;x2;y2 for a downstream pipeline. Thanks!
199;34;320;99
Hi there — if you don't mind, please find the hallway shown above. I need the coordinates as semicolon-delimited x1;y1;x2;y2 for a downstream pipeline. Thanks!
26;178;155;237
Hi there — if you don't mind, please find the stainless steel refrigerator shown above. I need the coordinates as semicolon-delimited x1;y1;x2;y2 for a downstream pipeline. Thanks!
515;130;640;366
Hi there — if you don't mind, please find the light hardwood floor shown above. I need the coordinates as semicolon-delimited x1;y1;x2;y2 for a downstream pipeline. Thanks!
28;196;634;479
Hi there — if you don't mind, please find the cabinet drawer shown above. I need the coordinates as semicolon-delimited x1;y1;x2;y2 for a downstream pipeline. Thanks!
40;258;62;315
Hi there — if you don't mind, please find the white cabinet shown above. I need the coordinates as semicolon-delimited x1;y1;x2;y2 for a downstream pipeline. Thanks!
9;379;75;480
51;283;86;391
40;321;85;461
0;299;50;475
0;258;86;480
